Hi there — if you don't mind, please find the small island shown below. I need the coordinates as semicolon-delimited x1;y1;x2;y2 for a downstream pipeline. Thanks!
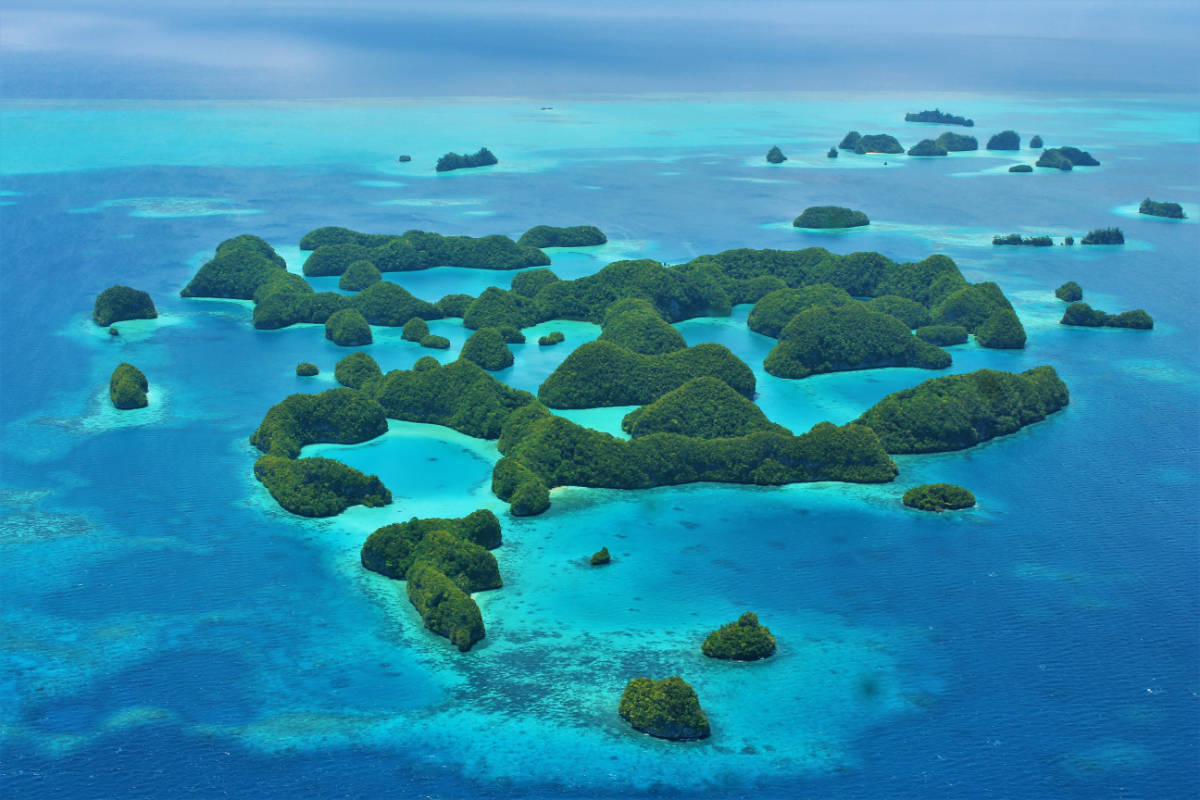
902;483;976;511
766;145;787;164
1037;146;1100;170
460;327;515;370
935;132;978;151
296;362;319;377
827;146;838;159
993;234;1052;246
853;134;904;154
619;676;711;741
538;331;564;346
1008;165;1033;173
1055;281;1083;302
986;130;1020;151
701;612;777;661
110;363;148;409
907;139;948;157
517;225;607;248
905;109;974;126
974;308;1026;349
397;155;412;162
1139;198;1186;219
435;147;498;172
1060;303;1153;329
1029;135;1043;148
1081;227;1124;245
590;547;611;566
94;285;157;327
325;308;373;346
401;317;429;342
793;206;869;229
338;259;382;291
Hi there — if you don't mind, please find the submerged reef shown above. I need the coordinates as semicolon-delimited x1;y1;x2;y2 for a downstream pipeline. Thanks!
1060;303;1153;329
435;147;498;172
94;285;157;326
109;363;148;409
903;483;976;511
793;206;870;229
517;225;607;248
906;109;974;126
854;366;1069;453
619;677;711;741
701;612;777;661
1138;198;1186;219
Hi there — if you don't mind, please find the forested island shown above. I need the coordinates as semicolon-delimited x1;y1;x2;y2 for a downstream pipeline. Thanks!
94;285;157;326
1060;303;1153;329
701;612;777;660
619;677;711;741
766;146;787;164
1008;165;1033;173
517;225;607;247
1037;146;1101;171
905;109;974;126
1081;227;1124;244
1055;281;1083;302
935;132;978;151
993;234;1053;246
793;206;869;228
1139;198;1186;219
109;363;148;409
907;139;948;157
986;131;1020;151
902;483;976;511
436;147;498;172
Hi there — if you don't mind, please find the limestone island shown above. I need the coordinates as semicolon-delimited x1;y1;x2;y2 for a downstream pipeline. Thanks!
110;363;148;409
435;147;498;172
793;206;869;229
905;109;974;127
935;132;978;151
986;130;1020;151
517;225;607;248
339;259;382;291
1060;303;1153;329
993;234;1053;246
1139;198;1186;219
1055;281;1083;302
902;483;976;511
397;155;412;162
538;331;565;346
766;145;787;164
701;612;777;661
619;676;711;741
1036;147;1100;171
94;285;157;327
853;134;904;154
974;308;1026;349
827;147;838;159
325;308;373;346
460;327;515;370
590;547;611;565
1029;135;1044;148
1081;227;1124;245
296;362;319;377
1008;165;1033;173
838;131;862;150
915;324;968;346
621;376;788;439
907;139;948;157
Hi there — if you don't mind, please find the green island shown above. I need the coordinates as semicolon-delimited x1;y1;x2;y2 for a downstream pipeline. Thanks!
852;134;904;154
435;147;498;172
460;327;515;370
1081;227;1124;245
974;308;1026;349
902;483;976;511
915;324;968;346
993;234;1053;246
854;366;1069;453
110;363;148;410
793;206;869;229
597;298;687;354
838;131;861;150
907;139;948;157
1037;146;1100;171
338;259;382;291
935;132;978;151
905;109;974;127
766;145;787;164
401;317;429;342
517;225;607;248
619;676;711;741
1055;281;1083;302
748;284;860;339
301;228;549;276
538;331;565;346
296;362;319;377
590;546;611;565
827;147;838;159
1138;198;1186;219
94;285;157;327
621;376;788;439
1008;165;1033;173
986;130;1020;151
325;308;373;346
1060;303;1153;329
437;293;473;317
1029;135;1043;148
421;334;451;349
701;612;777;661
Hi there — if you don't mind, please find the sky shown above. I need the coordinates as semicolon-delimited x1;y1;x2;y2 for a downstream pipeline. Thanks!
2;0;1198;98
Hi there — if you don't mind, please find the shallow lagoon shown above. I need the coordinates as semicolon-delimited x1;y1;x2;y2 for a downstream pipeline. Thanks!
0;93;1197;799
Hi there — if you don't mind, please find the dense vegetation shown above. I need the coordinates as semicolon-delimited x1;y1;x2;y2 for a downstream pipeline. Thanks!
462;286;541;330
621;377;788;439
109;363;148;409
597;298;687;354
854;366;1069;453
906;109;974;126
986;130;1020;150
250;387;389;458
517;225;607;248
764;305;951;378
361;510;502;579
1081;227;1124;245
748;284;858;338
993;234;1053;246
903;483;976;511
334;352;383;390
253;455;391;517
1060;303;1153;329
401;317;429;342
930;282;1013;333
533;258;730;322
934;132;978;151
338;259;382;291
421;334;451;349
405;561;486;651
827;147;838;159
766;145;787;164
793;206;869;229
973;309;1027;349
915;324;968;346
460;327;515;370
538;331;565;346
302;229;549;276
619;677;711;741
1055;281;1083;302
94;285;157;326
1138;198;1186;219
435;147;498;172
853;134;904;154
838;131;861;150
181;234;288;299
590;547;611;565
1037;146;1100;170
296;362;319;377
325;308;373;346
1036;149;1073;170
867;295;933;329
701;612;777;660
1008;165;1033;173
437;293;474;317
907;139;948;157
511;268;560;298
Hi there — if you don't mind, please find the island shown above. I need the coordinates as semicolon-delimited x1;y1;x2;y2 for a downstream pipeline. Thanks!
993;234;1052;246
302;228;549;276
1060;303;1153;329
701;612;777;661
1081;227;1124;245
110;363;148;409
865;295;931;329
915;324;968;346
905;109;974;126
94;285;157;327
853;366;1069;453
907;139;948;157
902;483;976;511
296;362;319;377
325;308;373;346
421;334;451;349
1139;198;1186;219
853;134;904;154
1008;165;1033;173
462;286;541;330
930;282;1014;335
748;284;858;338
338;259;382;291
986;130;1020;150
1029;135;1043;148
827;147;838;159
538;331;565;346
590;547;611;565
598;298;687;354
437;293;474;317
935;132;978;151
181;234;288;299
973;308;1026;349
838;131;861;150
435;147;498;172
460;327;515;370
517;225;607;248
766;145;787;164
397;155;412;162
1055;281;1083;302
621;376;788;439
619;677;711;741
406;561;486;651
1037;146;1100;170
401;317;429;342
793;206;869;229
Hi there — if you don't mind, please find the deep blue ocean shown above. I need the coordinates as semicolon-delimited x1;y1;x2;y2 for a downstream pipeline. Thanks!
1;94;1197;799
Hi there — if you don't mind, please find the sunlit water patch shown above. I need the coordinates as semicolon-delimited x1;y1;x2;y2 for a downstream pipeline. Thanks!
70;197;264;218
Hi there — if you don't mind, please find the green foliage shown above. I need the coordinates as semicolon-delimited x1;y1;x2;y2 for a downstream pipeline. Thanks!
181;236;287;299
934;131;978;151
793;206;869;228
361;510;503;579
495;325;526;344
827;146;838;158
250;387;389;458
1055;281;1083;302
94;285;157;326
299;226;396;250
619;677;711;741
296;362;319;377
932;282;1012;332
534;258;730;323
621;376;788;439
109;363;148;410
401;317;429;342
334;352;383;390
420;334;451;349
491;456;551;516
349;281;442;326
463;286;541;330
435;147;498;172
903;483;976;511
404;561;486;651
874;254;969;307
701;612;777;661
853;366;1070;453
410;529;502;591
414;356;441;371
1008;164;1033;173
325;308;372;346
598;298;687;354
460;328;514;370
1109;310;1154;329
838;131;861;150
1055;146;1100;166
906;109;974;126
915;324;968;346
1139;198;1185;219
538;331;565;346
437;293;474;317
338;259;382;291
1029;135;1044;148
537;340;755;408
252;289;348;330
853;134;904;154
747;284;858;338
1081;228;1124;245
974;308;1027;349
1060;303;1153;329
1035;149;1073;170
907;139;948;156
517;226;607;248
993;234;1052;246
508;478;550;516
986;130;1020;150
866;295;932;329
590;547;611;565
764;305;951;379
766;145;787;163
253;455;391;517
301;229;549;276
511;268;561;297
302;243;374;277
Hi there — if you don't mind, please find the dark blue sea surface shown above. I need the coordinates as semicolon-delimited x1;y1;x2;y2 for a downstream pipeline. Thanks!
0;95;1197;799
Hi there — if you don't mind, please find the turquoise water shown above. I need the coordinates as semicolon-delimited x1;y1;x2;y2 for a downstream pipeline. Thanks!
1;94;1197;798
